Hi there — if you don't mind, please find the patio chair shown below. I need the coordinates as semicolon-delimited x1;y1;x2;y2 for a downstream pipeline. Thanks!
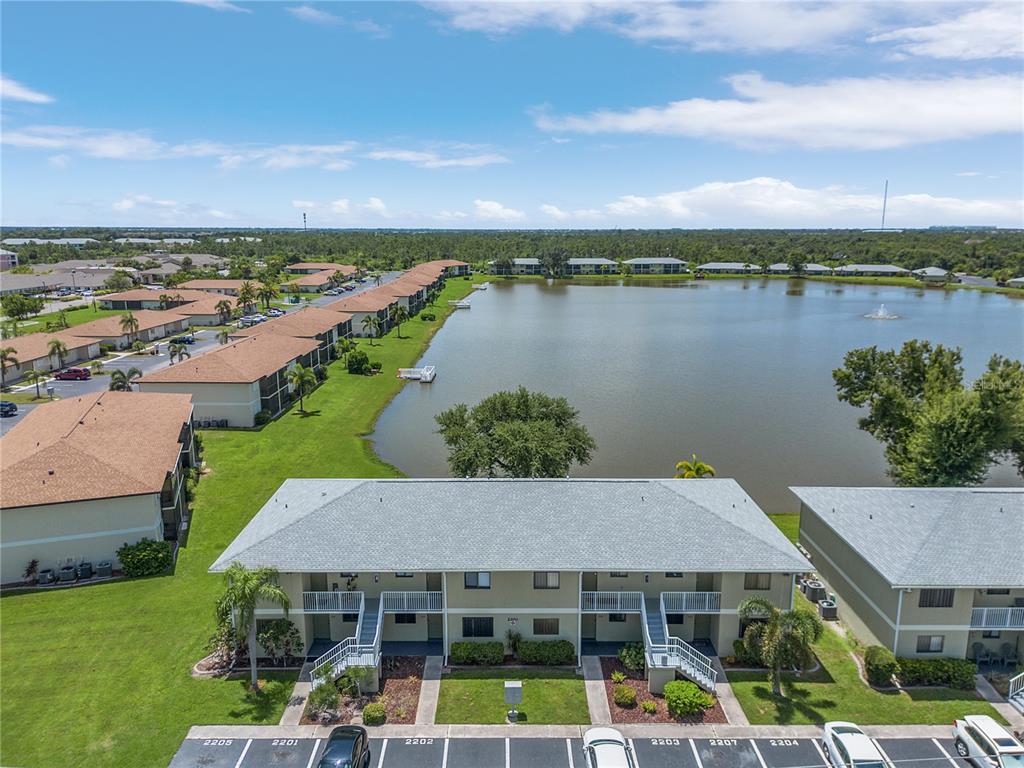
971;642;992;665
1000;643;1019;669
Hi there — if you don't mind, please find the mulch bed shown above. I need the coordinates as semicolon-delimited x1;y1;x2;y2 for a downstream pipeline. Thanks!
600;657;727;725
302;656;424;726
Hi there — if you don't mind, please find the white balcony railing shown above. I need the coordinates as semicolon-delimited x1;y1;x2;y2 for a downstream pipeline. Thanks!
661;591;722;614
580;591;643;613
302;591;363;613
381;591;443;613
971;607;1024;629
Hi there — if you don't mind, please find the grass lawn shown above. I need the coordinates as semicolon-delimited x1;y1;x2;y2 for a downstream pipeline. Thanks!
728;599;1005;725
768;513;800;544
0;391;60;404
24;304;123;330
0;276;482;768
435;668;590;725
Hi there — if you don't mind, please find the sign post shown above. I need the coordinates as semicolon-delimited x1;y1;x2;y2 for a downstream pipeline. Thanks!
505;680;522;723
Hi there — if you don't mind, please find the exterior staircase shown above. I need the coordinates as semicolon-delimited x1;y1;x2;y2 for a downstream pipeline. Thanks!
1010;672;1024;714
644;597;667;644
309;593;382;689
358;598;380;645
641;596;717;692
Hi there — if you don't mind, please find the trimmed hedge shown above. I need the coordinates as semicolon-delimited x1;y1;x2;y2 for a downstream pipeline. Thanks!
864;645;899;687
664;680;713;717
116;538;172;578
361;702;386;725
612;684;637;708
450;641;504;665
896;657;977;690
516;640;575;665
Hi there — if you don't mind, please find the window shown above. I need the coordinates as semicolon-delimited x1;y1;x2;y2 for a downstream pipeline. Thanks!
533;618;559;636
339;573;357;578
533;572;560;589
609;572;628;578
986;589;1010;595
918;589;954;608
462;617;493;638
394;613;416;624
665;614;686;624
464;572;491;589
394;572;413;578
982;630;1001;639
916;635;944;653
342;613;359;623
744;573;771;590
665;572;684;578
608;613;626;623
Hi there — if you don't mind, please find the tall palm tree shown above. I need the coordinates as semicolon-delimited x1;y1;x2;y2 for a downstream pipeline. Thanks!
333;337;356;363
738;597;823;696
257;281;279;310
216;329;230;345
217;562;291;689
158;293;173;310
168;343;190;365
389;304;409;338
120;312;140;346
23;369;47;399
238;281;257;314
361;314;379;345
287;363;317;413
215;299;233;324
47;339;69;370
332;270;346;287
2;319;20;339
0;347;19;389
109;367;143;392
674;454;716;478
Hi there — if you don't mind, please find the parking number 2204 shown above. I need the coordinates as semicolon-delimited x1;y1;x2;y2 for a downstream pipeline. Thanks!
769;739;800;747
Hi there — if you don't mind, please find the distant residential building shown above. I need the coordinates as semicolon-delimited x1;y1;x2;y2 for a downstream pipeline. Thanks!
324;291;397;337
696;262;760;274
0;249;18;270
99;288;213;311
0;391;196;584
0;330;105;382
0;273;55;296
624;257;687;274
767;263;833;275
487;258;544;276
428;259;471;277
65;310;190;350
1008;276;1024;289
286;269;338;293
833;264;909;277
566;257;618;275
913;267;955;284
215;236;262;243
177;279;256;297
2;237;99;247
230;307;353;361
285;262;357;276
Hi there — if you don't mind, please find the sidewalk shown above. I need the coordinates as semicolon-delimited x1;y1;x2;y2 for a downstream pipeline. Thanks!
581;656;611;725
976;674;1024;729
415;656;442;725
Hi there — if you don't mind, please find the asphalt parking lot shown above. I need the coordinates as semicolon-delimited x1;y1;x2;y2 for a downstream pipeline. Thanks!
168;735;971;768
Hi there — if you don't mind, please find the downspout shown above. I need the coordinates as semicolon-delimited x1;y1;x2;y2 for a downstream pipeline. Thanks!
441;571;448;666
892;589;904;655
577;571;583;667
790;574;796;610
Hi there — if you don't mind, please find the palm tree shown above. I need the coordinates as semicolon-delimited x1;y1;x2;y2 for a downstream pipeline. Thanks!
238;281;257;314
257;281;279;310
374;273;382;287
109;367;143;391
217;329;230;345
215;299;233;324
389;304;409;338
158;293;173;310
0;347;19;389
120;312;140;346
2;319;20;339
168;343;190;365
216;562;291;690
361;314;379;345
333;337;356;363
47;339;69;370
23;369;47;399
738;597;823;696
674;454;716;478
332;270;347;287
286;363;317;413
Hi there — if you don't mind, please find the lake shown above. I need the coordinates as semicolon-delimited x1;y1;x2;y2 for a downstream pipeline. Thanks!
372;278;1024;513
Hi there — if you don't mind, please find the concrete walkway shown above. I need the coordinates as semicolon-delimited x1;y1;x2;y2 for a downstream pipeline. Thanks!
279;681;310;726
711;657;749;725
415;656;443;725
976;674;1024;729
581;656;611;725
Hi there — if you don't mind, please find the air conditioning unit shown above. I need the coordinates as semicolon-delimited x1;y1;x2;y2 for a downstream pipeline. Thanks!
818;600;838;620
805;580;827;603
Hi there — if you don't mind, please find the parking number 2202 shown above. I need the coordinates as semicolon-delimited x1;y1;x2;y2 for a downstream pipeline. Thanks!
405;738;434;745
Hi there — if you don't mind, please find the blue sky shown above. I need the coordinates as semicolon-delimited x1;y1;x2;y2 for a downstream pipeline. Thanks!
1;1;1022;228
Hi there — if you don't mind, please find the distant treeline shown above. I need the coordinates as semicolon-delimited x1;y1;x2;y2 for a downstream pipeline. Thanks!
4;228;1023;278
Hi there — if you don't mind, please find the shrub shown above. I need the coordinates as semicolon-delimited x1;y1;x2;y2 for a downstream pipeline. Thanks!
618;642;645;671
516;640;575;665
99;343;116;355
896;657;977;690
315;366;328;382
254;409;272;426
612;684;637;708
449;641;504;665
369;361;382;373
505;629;522;655
306;681;339;716
420;313;436;321
733;638;762;666
610;671;627;684
116;538;172;577
347;349;370;374
361;701;386;725
664;680;713;717
864;645;899;687
641;700;657;714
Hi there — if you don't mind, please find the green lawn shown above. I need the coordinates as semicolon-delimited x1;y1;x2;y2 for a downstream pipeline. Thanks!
0;391;60;404
0;276;481;768
22;304;123;330
768;513;800;544
435;668;590;725
727;600;1005;725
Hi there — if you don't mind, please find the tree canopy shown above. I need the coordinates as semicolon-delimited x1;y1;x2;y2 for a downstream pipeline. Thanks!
435;386;597;478
833;340;1024;486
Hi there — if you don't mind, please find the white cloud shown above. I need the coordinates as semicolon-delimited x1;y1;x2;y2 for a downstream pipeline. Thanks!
207;209;234;219
869;4;1023;60
435;209;469;221
366;148;509;168
361;197;390;217
292;199;317;208
955;171;981;177
474;199;526;222
1;75;55;104
540;203;603;221
112;194;179;211
330;199;351;214
178;0;250;12
48;154;70;169
287;5;390;37
534;72;1023;150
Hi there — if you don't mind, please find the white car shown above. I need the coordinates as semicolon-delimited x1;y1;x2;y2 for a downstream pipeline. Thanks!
954;715;1024;767
822;722;891;768
582;727;635;768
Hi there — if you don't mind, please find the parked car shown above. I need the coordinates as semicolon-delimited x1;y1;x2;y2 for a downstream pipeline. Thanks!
53;367;91;381
171;335;196;345
267;307;285;317
823;722;892;767
316;725;371;768
0;401;18;417
954;715;1024;767
324;288;341;296
343;284;356;291
583;727;635;768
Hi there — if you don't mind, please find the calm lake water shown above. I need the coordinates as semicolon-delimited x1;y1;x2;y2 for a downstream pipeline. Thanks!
372;279;1024;513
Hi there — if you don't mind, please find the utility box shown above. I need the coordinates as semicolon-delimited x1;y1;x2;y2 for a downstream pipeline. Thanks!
505;680;522;723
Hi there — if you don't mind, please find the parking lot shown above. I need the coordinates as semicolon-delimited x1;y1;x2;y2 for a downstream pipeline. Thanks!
168;735;970;767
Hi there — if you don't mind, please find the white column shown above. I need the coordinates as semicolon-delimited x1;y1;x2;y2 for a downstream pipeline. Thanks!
892;589;904;655
577;571;583;666
441;571;449;665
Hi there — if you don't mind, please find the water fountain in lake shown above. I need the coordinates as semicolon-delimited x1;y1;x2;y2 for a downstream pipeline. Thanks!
865;303;899;320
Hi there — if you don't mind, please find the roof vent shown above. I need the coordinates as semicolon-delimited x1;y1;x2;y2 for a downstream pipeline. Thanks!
48;469;55;475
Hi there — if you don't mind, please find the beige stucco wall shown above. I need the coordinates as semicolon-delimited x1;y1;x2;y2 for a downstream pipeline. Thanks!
8;341;100;380
445;571;579;610
137;380;259;427
446;611;579;648
1;494;163;583
594;613;643;642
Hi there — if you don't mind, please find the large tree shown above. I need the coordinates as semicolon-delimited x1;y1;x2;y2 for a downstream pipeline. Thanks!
833;341;1024;485
216;562;290;689
1;294;44;322
435;386;596;477
738;597;824;696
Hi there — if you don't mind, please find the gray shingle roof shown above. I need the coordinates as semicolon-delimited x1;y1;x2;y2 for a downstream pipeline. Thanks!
624;257;685;265
791;487;1024;587
568;258;617;266
211;478;810;573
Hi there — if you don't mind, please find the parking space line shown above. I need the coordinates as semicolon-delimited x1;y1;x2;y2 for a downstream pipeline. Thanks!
812;739;829;765
750;739;768;768
932;738;960;766
689;739;704;768
566;737;575;768
305;739;321;768
628;738;640;767
505;738;510;768
375;738;388;768
441;737;449;768
233;739;252;768
872;739;894;767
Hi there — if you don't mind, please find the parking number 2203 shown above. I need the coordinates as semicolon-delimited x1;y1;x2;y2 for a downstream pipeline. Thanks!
651;739;680;746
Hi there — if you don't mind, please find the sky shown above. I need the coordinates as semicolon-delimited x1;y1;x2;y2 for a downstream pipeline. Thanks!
1;0;1022;229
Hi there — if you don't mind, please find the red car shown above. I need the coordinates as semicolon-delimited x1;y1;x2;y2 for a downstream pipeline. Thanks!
53;367;91;381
